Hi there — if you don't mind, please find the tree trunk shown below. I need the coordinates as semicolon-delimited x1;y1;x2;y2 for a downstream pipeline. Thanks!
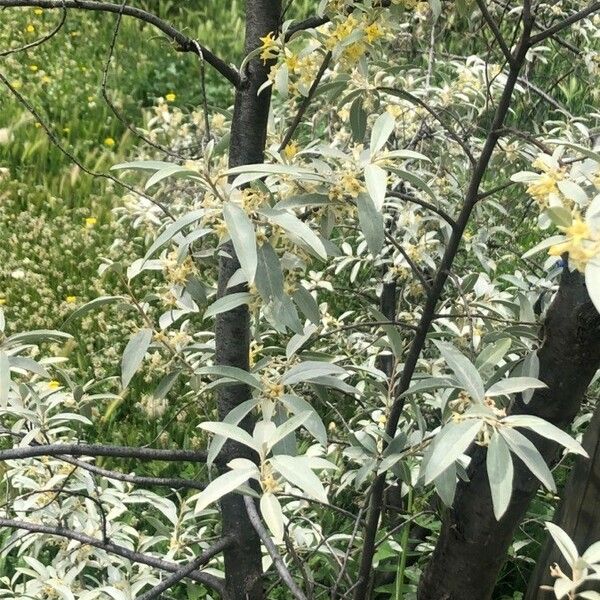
216;2;281;598
418;268;600;600
525;402;600;599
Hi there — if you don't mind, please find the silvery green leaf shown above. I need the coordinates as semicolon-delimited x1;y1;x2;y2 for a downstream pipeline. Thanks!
208;399;259;465
400;376;458;398
62;295;126;327
350;96;367;142
121;328;152;388
261;209;327;260
5;330;71;346
145;165;202;190
195;468;257;513
270;455;328;503
268;411;311;451
223;202;257;284
144;210;205;259
424;419;482;484
256;242;285;303
521;351;540;404
111;160;174;172
434;340;485;402
370;112;395;157
485;377;547;397
434;463;457;507
369;306;403;358
502;415;587;457
387;167;437;202
196;365;263;390
521;235;566;259
293;286;320;324
545;522;579;565
364;163;387;211
429;0;442;20
199;421;260;453
260;492;285;541
586;260;600;315
310;375;359;395
475;338;512;373
583;541;600;565
0;309;5;333
280;394;327;446
486;432;513;520
356;192;384;254
286;324;317;359
204;292;251;319
282;361;346;385
499;427;556;492
0;351;10;407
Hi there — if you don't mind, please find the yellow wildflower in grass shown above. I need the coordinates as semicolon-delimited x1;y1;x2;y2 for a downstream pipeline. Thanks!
41;75;51;85
85;217;97;228
33;8;43;14
48;380;61;390
259;32;279;64
65;296;77;304
165;92;176;102
283;141;299;160
104;137;115;147
0;296;6;306
25;24;35;33
29;64;38;72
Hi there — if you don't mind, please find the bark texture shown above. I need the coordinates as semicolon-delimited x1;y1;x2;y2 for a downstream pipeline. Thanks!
418;268;600;600
525;402;600;599
216;2;281;598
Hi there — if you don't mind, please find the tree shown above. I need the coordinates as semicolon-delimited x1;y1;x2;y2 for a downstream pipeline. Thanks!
0;1;599;599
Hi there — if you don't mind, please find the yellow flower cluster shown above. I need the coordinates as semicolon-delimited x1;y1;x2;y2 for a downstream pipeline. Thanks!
329;170;364;201
526;157;565;208
548;217;600;271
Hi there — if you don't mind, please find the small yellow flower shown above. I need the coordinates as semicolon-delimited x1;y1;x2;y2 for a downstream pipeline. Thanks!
283;141;299;160
33;8;43;14
103;137;115;147
41;75;51;85
259;32;279;64
11;80;22;90
29;64;39;72
65;296;77;304
165;92;176;102
48;380;61;390
25;24;35;33
85;217;97;228
0;296;6;306
364;22;384;44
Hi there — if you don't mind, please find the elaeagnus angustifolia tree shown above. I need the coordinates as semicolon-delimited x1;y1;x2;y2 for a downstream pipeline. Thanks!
0;1;600;599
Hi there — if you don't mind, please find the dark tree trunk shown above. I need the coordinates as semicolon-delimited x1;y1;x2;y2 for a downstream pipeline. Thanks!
525;402;600;599
418;268;600;600
216;2;281;598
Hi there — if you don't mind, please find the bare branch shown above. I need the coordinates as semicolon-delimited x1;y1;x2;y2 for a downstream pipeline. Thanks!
529;2;600;45
58;455;207;490
475;0;515;66
244;495;308;600
278;51;331;153
0;517;225;594
0;0;240;86
0;71;176;220
388;190;457;229
0;443;207;463
137;536;233;600
0;1;66;57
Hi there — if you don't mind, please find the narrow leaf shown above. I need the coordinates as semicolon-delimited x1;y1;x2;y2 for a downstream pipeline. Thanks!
121;328;152;388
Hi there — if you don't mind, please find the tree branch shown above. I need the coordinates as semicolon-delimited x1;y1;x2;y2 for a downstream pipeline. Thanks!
475;0;515;67
388;190;456;229
0;443;207;463
529;2;600;45
244;495;308;600
0;0;241;87
137;536;233;600
0;517;226;594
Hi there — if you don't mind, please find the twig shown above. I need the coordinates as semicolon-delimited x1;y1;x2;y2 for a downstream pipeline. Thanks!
137;536;233;600
475;0;515;66
388;190;456;229
0;517;225;593
529;2;600;45
58;455;207;490
278;51;331;152
0;0;66;57
0;0;240;86
0;443;207;462
384;232;432;293
0;71;176;220
244;495;308;600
